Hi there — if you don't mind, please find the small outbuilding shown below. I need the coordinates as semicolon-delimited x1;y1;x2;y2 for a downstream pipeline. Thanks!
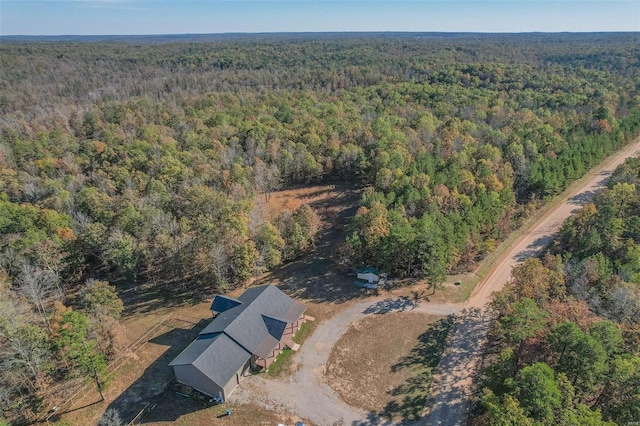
356;267;381;284
169;284;307;401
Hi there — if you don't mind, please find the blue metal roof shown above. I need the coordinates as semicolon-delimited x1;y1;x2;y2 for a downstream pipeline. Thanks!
210;295;242;313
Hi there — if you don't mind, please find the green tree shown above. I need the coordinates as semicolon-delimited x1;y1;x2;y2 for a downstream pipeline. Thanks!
507;362;562;423
256;222;285;270
482;390;534;426
104;230;139;284
588;320;622;359
52;306;109;399
498;298;548;357
231;240;259;283
548;321;607;393
548;321;585;367
80;280;124;320
595;355;640;424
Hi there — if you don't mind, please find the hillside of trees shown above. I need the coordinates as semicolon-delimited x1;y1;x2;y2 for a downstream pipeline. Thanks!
475;157;640;425
1;33;640;423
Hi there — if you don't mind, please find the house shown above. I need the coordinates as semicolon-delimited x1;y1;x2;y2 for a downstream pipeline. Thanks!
169;284;307;401
356;267;381;283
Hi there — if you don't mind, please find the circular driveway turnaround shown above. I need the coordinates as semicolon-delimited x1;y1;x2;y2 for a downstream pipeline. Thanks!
229;298;462;425
426;137;640;426
231;138;640;426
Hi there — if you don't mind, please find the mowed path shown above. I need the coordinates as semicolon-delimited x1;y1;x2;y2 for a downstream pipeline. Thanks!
425;137;640;425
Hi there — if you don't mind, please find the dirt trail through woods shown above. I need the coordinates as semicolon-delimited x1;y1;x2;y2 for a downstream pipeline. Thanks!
425;137;640;425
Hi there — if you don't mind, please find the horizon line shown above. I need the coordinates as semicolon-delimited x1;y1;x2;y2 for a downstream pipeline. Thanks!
3;30;639;37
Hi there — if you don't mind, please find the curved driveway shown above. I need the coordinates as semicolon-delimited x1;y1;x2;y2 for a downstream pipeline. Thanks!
230;298;462;425
231;138;640;425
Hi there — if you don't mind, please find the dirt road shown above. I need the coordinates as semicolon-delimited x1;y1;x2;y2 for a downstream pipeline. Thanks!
425;137;640;425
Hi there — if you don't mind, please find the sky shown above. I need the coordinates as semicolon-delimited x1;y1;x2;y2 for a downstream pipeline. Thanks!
1;1;639;36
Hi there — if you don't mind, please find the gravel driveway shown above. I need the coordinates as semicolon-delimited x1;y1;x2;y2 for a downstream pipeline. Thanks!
229;298;462;425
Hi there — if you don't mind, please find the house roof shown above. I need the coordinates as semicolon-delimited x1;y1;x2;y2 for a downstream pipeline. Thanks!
169;332;250;387
170;284;307;389
199;284;306;359
210;295;242;313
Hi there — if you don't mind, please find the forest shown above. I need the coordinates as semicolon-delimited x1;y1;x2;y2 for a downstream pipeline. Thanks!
475;157;640;425
1;33;640;423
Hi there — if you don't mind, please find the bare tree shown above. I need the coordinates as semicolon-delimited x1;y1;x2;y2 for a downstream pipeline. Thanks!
0;288;52;423
253;158;280;201
608;283;640;323
31;240;67;301
98;408;125;426
208;242;231;289
16;264;58;328
247;197;266;239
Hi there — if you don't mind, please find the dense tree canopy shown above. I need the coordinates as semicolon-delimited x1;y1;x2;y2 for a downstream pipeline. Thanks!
1;33;640;423
476;158;640;425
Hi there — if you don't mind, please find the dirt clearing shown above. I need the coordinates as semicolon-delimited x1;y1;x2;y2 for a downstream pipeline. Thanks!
254;183;363;314
325;312;453;422
264;184;345;218
144;392;307;425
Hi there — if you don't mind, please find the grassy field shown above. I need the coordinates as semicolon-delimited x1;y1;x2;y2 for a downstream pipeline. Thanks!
325;312;454;423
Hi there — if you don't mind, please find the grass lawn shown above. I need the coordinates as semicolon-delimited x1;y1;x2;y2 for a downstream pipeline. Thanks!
266;319;316;378
325;312;454;423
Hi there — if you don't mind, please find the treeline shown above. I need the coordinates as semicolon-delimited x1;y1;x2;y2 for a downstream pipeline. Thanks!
2;34;639;291
475;158;640;425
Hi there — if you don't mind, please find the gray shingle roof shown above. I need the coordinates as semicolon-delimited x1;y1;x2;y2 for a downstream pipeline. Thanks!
169;332;251;386
169;284;307;386
199;284;306;359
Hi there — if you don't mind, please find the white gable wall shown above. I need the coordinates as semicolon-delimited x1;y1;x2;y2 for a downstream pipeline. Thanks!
357;272;379;283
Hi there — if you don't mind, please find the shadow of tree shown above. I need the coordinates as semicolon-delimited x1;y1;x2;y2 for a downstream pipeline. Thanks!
512;234;556;262
101;318;210;423
119;280;206;317
351;411;396;426
253;186;373;306
362;296;418;315
568;189;598;207
376;315;456;423
424;308;496;425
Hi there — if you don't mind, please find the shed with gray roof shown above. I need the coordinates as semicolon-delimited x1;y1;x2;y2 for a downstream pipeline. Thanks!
169;284;306;400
